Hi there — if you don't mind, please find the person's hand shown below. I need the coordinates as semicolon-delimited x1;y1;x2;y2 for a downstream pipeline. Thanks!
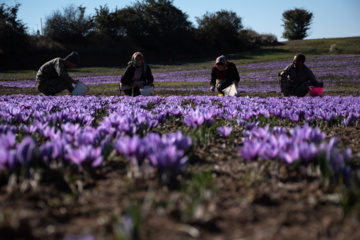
279;71;285;77
210;86;215;91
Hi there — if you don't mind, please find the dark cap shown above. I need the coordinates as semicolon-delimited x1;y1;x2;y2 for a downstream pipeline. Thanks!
64;51;80;64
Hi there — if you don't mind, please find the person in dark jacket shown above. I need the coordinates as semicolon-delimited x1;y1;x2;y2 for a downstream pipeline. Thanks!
120;52;154;96
210;55;240;94
35;51;80;96
279;53;323;97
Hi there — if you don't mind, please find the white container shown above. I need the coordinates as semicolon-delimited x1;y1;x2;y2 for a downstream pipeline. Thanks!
140;85;154;96
72;82;90;96
222;83;239;97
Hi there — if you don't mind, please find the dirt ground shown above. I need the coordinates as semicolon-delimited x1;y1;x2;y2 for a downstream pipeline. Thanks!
1;92;360;240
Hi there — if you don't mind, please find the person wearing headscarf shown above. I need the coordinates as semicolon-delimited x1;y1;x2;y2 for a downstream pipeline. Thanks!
210;55;240;94
279;53;323;97
35;51;80;96
120;52;154;96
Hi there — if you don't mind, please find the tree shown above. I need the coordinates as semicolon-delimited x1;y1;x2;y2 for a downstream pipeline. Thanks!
93;0;194;53
281;8;313;40
44;4;94;43
140;0;194;52
196;10;243;49
93;5;127;38
0;3;28;54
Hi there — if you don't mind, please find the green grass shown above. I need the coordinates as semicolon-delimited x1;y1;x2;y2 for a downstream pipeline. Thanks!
89;83;118;91
277;37;360;55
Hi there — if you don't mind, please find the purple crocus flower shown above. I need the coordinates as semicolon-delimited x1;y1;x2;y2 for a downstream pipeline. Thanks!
279;143;299;164
33;119;48;131
64;234;95;240
240;140;266;161
148;145;188;172
62;123;81;134
142;132;191;172
75;130;96;147
113;136;147;165
41;126;61;140
0;146;9;170
183;115;198;128
0;146;16;171
183;109;205;128
245;121;259;131
146;119;158;130
0;132;16;149
65;145;103;168
122;214;134;238
260;137;280;161
251;125;270;140
308;128;326;143
217;126;233;137
20;124;38;134
236;119;246;127
298;142;318;166
0;124;17;134
40;140;67;163
167;131;192;152
16;136;36;166
272;126;287;136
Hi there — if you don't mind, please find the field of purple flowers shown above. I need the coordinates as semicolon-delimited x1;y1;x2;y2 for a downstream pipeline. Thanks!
1;54;360;240
1;55;359;97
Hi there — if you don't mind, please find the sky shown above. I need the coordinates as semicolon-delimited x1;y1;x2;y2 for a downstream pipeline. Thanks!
3;0;360;41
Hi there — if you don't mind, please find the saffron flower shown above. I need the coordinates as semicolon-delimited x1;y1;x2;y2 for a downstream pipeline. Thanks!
217;126;233;137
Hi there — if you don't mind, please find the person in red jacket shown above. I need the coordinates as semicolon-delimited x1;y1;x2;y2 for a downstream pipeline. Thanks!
120;52;154;96
210;55;240;94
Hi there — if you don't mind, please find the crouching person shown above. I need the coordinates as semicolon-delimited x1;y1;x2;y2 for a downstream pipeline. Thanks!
279;53;323;97
120;52;154;96
35;51;80;96
210;55;240;95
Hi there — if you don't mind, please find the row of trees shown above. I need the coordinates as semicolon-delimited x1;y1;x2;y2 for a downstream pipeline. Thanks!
0;0;313;68
42;0;253;55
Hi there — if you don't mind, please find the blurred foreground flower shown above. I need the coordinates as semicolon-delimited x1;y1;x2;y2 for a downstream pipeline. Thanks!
64;234;95;240
217;126;233;137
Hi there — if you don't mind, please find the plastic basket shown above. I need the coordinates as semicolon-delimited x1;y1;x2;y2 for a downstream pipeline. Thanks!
222;83;238;97
309;86;323;97
72;82;90;96
140;85;154;96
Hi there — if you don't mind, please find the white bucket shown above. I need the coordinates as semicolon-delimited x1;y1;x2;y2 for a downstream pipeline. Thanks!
72;82;90;96
222;83;239;97
140;85;154;96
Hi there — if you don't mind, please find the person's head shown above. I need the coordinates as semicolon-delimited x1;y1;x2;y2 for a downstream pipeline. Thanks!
215;55;227;71
293;53;305;68
64;51;80;68
132;52;144;67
